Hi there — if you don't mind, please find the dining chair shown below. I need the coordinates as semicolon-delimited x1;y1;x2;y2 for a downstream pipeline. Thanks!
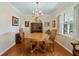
19;28;24;42
44;29;57;52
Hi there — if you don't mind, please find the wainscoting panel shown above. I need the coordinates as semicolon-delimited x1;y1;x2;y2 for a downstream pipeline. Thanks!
0;32;16;55
55;34;74;54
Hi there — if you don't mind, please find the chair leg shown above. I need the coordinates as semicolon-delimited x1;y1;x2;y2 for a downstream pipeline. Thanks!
73;50;76;56
53;41;54;52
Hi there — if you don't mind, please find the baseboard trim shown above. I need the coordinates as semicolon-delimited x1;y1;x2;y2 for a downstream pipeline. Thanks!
0;42;15;56
55;40;72;54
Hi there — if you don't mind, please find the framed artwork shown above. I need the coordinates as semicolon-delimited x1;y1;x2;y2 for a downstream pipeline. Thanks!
52;20;56;27
12;16;19;26
25;21;29;27
44;22;50;27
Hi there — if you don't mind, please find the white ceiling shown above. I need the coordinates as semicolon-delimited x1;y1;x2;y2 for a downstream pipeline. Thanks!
11;2;62;15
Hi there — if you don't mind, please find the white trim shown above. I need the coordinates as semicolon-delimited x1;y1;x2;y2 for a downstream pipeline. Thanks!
0;42;16;56
55;40;72;54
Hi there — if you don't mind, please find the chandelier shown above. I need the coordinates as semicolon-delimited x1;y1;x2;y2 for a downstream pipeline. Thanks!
32;2;43;18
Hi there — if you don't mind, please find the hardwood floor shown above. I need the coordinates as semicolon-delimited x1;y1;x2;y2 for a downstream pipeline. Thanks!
2;42;72;56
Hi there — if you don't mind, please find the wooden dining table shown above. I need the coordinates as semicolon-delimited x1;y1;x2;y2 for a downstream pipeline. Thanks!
25;33;49;53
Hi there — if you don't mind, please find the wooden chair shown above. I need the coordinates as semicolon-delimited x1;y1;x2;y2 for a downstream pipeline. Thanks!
19;28;24;42
71;42;79;56
44;29;57;52
50;29;57;51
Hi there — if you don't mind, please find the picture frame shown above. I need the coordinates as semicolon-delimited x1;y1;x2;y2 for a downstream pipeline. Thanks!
25;21;29;27
12;16;19;26
44;22;50;27
52;20;56;28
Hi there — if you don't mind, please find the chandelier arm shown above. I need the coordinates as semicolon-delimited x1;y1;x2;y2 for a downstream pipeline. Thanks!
32;2;43;18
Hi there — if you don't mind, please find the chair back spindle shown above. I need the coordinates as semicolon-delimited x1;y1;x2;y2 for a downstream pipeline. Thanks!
19;28;24;42
50;29;57;41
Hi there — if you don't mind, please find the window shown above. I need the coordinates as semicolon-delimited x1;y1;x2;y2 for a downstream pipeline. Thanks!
63;10;73;36
69;22;73;34
63;21;73;35
63;22;68;34
58;8;74;37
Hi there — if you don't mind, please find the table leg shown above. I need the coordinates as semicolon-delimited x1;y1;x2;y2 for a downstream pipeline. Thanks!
31;42;39;53
30;41;47;53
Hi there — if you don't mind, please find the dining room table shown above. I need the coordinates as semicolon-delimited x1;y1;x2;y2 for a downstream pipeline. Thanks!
25;33;49;53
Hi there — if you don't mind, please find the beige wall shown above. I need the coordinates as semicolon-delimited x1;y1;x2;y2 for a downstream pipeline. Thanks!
0;3;22;55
